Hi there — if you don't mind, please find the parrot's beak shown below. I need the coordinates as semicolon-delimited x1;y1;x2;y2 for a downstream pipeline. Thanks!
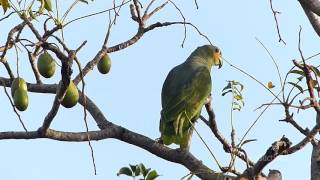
213;51;223;69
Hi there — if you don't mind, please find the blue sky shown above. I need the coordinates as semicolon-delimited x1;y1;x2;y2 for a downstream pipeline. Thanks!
0;0;319;179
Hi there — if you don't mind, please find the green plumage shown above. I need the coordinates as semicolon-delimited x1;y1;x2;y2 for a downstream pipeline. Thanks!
159;45;222;149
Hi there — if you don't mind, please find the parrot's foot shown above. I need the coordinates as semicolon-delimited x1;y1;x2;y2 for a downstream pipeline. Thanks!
205;93;212;105
176;147;189;153
155;138;163;144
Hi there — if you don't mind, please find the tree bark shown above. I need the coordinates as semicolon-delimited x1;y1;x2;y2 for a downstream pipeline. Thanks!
311;143;320;180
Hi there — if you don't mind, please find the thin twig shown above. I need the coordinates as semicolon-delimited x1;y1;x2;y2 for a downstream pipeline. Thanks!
238;92;281;146
142;0;169;21
269;0;286;44
0;11;15;22
64;0;132;27
74;56;97;175
255;37;284;100
223;57;282;102
194;0;199;9
168;0;187;47
187;118;223;170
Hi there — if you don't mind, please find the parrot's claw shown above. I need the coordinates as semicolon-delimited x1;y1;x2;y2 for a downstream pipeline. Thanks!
155;138;163;144
176;147;189;153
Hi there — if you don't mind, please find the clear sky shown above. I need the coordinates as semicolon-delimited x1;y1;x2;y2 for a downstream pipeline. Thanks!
0;0;319;179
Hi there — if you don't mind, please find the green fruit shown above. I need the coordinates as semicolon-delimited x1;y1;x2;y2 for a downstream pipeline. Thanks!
11;78;27;97
61;81;79;108
37;52;56;78
98;54;111;74
14;88;29;111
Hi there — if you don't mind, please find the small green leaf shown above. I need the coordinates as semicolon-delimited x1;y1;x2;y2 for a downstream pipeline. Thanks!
241;139;257;146
239;83;244;91
44;0;52;11
144;168;151;177
222;82;231;92
289;69;305;76
117;167;133;177
288;82;304;94
79;0;89;3
234;95;242;100
129;164;137;173
0;0;10;14
297;76;304;81
139;163;149;177
222;89;232;96
134;165;141;176
146;170;160;180
310;66;320;77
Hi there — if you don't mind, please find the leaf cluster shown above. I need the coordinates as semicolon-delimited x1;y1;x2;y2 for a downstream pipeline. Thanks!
117;163;160;180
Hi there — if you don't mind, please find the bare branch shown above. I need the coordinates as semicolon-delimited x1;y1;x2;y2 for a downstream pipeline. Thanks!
269;0;286;44
201;102;255;167
0;11;15;22
282;112;320;155
247;136;291;177
142;0;169;21
39;51;75;133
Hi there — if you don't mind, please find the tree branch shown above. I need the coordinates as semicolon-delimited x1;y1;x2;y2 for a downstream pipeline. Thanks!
247;136;291;177
299;1;320;37
299;0;320;16
0;78;241;180
39;51;75;133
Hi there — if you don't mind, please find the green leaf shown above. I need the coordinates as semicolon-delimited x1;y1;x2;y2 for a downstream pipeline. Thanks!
288;82;304;94
241;139;257;146
117;167;133;177
0;0;10;14
139;163;149;177
289;69;305;76
234;95;242;100
297;76;304;81
222;82;231;92
239;83;244;91
28;9;37;20
310;66;320;77
222;89;232;96
129;164;137;173
79;0;89;4
44;0;52;11
144;168;151;177
146;170;160;180
134;165;141;176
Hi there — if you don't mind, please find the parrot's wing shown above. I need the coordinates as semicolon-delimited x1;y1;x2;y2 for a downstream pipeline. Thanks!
161;64;212;138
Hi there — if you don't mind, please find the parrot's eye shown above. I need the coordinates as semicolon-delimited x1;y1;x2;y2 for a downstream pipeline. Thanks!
215;48;220;53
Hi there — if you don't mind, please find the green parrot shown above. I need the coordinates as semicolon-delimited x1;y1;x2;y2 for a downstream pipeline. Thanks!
159;45;222;150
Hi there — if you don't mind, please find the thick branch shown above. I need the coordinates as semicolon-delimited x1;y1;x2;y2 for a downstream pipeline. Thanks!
0;79;238;180
300;1;320;37
299;0;320;16
248;136;291;177
282;124;320;155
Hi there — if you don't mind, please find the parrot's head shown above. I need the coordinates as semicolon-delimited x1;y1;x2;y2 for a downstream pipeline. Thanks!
187;45;223;69
211;46;223;69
